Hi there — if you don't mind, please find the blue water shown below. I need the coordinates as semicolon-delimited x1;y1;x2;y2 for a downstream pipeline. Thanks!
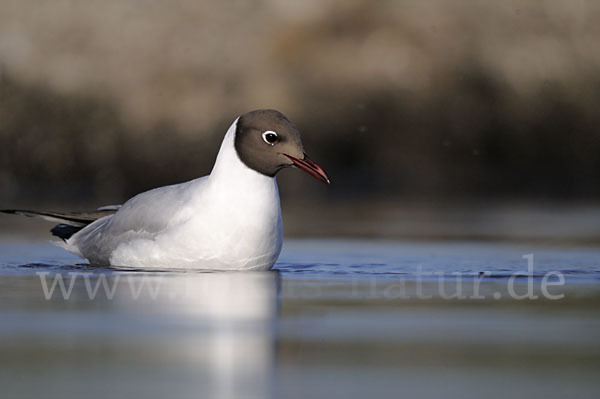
278;239;600;280
2;239;600;280
0;239;599;399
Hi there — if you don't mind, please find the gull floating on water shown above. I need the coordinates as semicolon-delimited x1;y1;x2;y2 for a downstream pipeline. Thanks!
2;110;330;270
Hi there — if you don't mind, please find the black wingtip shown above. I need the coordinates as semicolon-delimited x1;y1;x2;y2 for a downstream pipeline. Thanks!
1;209;40;218
50;224;82;241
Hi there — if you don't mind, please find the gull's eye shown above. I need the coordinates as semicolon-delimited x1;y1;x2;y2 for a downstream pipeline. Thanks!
262;130;279;145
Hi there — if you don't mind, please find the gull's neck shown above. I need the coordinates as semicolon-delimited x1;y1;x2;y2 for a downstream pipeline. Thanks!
208;118;277;190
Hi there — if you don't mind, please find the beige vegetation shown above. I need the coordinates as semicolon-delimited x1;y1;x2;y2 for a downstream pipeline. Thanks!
1;0;599;206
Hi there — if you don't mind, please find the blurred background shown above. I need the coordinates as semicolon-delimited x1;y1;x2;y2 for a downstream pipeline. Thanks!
2;3;600;398
1;0;599;240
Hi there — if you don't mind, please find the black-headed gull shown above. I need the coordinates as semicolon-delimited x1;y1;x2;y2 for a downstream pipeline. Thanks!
2;110;330;270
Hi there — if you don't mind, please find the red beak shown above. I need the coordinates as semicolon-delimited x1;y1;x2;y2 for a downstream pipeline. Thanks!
284;153;330;184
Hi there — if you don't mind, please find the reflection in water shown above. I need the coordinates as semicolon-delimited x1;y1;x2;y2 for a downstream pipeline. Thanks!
2;241;600;399
0;269;281;399
118;271;281;399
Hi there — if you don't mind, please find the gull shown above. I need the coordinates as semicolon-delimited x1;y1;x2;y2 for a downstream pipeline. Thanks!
2;110;329;270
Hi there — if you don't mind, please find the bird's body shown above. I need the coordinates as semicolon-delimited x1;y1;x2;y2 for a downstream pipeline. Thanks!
65;120;283;270
2;110;329;270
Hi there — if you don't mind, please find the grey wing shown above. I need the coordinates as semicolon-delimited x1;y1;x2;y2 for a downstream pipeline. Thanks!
0;208;120;240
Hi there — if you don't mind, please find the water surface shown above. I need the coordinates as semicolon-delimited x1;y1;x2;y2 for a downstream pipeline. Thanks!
0;239;599;398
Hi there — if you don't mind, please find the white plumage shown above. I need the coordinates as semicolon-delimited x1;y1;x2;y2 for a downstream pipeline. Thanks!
62;118;283;270
2;109;329;270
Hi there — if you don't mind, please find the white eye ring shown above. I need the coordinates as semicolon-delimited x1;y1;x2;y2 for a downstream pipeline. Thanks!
262;130;278;145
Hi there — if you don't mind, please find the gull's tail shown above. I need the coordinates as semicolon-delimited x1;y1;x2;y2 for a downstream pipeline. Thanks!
0;206;120;241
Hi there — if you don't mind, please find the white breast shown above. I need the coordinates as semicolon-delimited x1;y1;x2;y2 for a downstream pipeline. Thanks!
66;119;283;270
